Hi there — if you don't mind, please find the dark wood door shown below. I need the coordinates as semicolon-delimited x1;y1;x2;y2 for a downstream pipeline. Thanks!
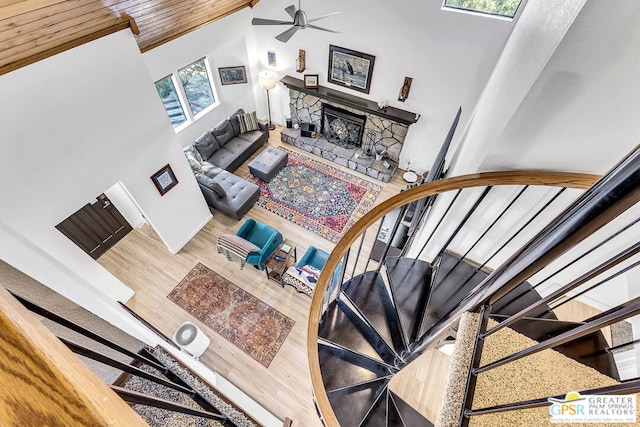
56;194;132;260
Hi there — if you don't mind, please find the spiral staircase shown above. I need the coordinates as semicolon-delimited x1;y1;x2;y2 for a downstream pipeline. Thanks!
307;145;640;426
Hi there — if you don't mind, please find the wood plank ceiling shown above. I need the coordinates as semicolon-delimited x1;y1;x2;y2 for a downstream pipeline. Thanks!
0;0;259;76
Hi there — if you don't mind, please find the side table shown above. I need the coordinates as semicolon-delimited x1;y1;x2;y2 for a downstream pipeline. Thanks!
264;239;297;286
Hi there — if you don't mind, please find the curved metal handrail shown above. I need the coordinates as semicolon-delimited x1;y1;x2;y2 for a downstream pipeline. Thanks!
306;170;599;426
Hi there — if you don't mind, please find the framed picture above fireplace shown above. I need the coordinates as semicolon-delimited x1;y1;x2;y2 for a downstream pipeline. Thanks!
328;45;375;94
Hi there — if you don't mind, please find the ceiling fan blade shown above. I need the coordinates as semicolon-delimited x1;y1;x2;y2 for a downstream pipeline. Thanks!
306;24;339;33
275;26;300;43
252;17;293;26
284;5;297;19
307;12;341;24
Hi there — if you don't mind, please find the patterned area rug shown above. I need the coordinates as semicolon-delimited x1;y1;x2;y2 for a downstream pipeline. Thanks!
248;148;383;243
167;263;295;367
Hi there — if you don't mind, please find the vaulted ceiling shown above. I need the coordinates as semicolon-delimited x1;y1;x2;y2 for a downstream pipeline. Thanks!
0;0;260;76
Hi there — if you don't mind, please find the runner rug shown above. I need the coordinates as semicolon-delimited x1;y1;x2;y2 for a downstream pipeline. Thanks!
247;149;383;243
167;263;295;368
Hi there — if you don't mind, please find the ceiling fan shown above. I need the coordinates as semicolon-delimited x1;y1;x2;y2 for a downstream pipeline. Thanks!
252;1;340;43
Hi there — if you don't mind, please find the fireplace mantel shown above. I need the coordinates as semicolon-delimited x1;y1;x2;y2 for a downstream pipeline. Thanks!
280;76;420;126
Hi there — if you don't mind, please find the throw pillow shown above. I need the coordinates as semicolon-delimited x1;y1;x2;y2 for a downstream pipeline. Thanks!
194;172;213;187
211;119;235;147
185;151;204;174
194;173;226;198
201;163;223;178
211;181;226;198
194;131;220;160
292;265;320;287
300;264;321;278
229;108;245;135
237;111;260;133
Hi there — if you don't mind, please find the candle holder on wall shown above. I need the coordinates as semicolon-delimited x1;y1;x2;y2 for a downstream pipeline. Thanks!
398;76;413;102
296;49;306;73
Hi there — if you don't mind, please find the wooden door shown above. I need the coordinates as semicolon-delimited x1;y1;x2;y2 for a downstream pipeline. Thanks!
56;194;132;260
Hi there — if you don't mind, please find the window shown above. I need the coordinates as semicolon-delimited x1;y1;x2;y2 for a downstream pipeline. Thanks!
155;76;187;128
443;0;522;18
178;59;215;116
155;57;218;130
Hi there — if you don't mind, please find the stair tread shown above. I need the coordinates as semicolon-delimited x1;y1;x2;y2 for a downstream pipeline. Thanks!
390;391;434;427
318;298;385;362
319;341;392;391
422;253;556;335
385;257;432;342
342;272;396;350
328;379;390;427
360;388;389;427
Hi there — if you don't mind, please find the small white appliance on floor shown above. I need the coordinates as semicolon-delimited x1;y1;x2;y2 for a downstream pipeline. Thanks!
172;321;210;359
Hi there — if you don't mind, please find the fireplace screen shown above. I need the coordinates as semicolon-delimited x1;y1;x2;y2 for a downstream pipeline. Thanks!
321;104;367;148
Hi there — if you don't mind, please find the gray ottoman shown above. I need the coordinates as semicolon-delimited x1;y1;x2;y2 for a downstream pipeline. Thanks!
248;147;288;182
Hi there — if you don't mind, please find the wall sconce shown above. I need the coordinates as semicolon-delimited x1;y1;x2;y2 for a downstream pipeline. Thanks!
398;76;413;102
296;49;306;73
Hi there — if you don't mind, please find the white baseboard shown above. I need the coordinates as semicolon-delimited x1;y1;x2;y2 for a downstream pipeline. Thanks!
134;218;148;228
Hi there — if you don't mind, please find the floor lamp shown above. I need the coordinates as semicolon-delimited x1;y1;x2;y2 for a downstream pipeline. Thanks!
259;70;276;130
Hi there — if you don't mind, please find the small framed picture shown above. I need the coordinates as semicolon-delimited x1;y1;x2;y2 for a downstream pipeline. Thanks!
151;164;178;196
268;50;277;67
218;66;247;85
304;74;319;89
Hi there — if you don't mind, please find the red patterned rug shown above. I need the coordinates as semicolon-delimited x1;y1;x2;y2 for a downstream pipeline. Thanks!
247;149;383;243
167;263;295;367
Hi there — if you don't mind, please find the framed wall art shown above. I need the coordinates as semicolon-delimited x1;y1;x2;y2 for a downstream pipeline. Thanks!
327;45;376;94
268;50;277;67
151;164;178;196
218;66;247;85
304;74;319;89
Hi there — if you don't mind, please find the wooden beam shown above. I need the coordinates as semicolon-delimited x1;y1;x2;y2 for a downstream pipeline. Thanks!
0;20;130;75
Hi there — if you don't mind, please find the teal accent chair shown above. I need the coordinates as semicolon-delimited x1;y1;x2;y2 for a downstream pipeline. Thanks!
236;218;283;270
297;246;344;312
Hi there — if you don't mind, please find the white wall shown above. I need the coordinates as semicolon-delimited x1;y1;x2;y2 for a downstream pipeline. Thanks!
249;0;518;173
105;182;146;228
142;9;261;148
0;30;212;302
452;0;640;175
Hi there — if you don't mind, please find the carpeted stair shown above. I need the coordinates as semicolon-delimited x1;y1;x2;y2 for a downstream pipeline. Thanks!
122;345;258;427
437;313;639;427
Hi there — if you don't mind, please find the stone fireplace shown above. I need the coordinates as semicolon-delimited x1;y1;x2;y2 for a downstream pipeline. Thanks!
322;104;367;148
279;76;419;182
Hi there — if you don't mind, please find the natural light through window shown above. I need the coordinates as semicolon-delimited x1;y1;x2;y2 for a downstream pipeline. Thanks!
155;76;186;128
178;59;215;116
444;0;522;18
155;57;218;130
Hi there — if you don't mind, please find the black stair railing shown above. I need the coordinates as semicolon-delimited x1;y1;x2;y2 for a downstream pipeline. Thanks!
10;291;241;426
308;144;640;426
308;171;599;426
457;148;640;425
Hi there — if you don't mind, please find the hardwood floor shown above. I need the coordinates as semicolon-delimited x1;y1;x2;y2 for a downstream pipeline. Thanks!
98;129;437;426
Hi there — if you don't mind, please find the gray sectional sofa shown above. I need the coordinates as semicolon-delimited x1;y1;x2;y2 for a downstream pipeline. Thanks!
184;109;268;219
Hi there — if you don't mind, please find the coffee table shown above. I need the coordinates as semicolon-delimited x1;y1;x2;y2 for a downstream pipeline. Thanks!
264;239;297;286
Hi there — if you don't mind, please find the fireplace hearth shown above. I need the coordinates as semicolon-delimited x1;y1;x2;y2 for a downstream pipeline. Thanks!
281;75;420;180
322;104;366;148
